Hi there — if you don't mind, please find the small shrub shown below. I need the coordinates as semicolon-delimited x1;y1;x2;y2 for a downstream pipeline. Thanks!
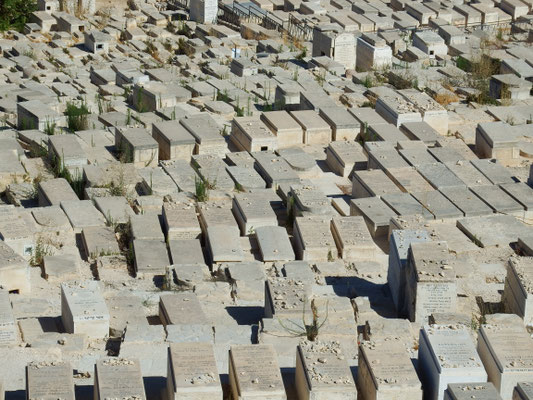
30;237;53;267
195;177;209;202
65;101;90;132
278;298;329;342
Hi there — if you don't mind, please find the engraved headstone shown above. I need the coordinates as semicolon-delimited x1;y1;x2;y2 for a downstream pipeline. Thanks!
228;344;286;400
167;342;222;400
26;361;75;400
418;325;488;400
94;358;146;400
61;281;110;339
478;324;533;400
295;340;357;400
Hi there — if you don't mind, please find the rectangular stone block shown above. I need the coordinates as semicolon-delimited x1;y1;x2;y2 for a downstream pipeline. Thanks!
418;325;487;400
0;289;17;346
167;342;222;400
95;358;146;400
255;226;295;262
61;281;109;339
405;242;457;323
358;341;422;400
331;216;376;261
295;340;357;400
478;324;533;400
388;229;431;316
159;293;209;326
293;216;336;261
444;382;502;400
26;361;75;400
350;197;398;238
228;344;286;400
502;257;533;327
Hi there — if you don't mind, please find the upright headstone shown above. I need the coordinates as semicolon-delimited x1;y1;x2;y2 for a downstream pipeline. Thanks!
159;293;210;326
167;342;222;400
418;325;488;400
405;241;457;323
444;382;502;400
388;229;431;317
295;340;357;400
513;382;533;400
477;323;533;400
94;358;146;400
358;340;422;400
228;344;286;400
0;289;17;346
26;361;75;400
502;256;533;327
61;281;110;339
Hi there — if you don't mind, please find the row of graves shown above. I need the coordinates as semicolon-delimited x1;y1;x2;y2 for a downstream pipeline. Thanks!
0;0;532;398
0;265;533;400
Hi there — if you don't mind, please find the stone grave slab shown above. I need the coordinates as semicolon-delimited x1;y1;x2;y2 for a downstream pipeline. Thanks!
81;226;120;260
439;187;494;217
95;358;146;400
224;261;265;304
37;178;79;207
282;261;316;285
226;166;266;190
207;225;245;263
444;382;502;400
264;278;312;320
93;196;135;225
293;216;336;261
331;216;376;261
0;289;17;346
295;340;357;400
130;214;165;241
167;342;222;400
350;197;398;238
444;161;491;187
232;192;278;235
255;226;295;262
502;257;533;327
500;183;533;224
290;110;332;145
60;200;106;233
197;202;238;233
42;255;80;282
416;163;467;190
252;152;300;189
352;169;403;199
478;324;533;400
326;141;367;178
382;192;434;219
159;293;210;326
133;239;169;276
411;190;463;220
385;166;434;193
26;361;75;400
418;325;487;400
228;344;286;400
457;215;532;248
169;239;205;266
166;324;214;344
388;229;431;316
358;341;422;400
163;203;201;240
471;159;516;185
513;382;533;400
61;280;109;339
405;241;457;323
470;185;524;217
